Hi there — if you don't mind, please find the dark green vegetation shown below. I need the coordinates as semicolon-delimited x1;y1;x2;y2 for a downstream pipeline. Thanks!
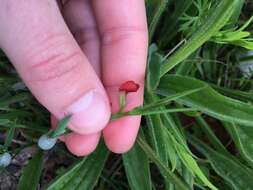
1;0;253;189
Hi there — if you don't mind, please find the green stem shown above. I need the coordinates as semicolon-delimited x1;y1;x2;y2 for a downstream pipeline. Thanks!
110;112;130;121
110;108;197;121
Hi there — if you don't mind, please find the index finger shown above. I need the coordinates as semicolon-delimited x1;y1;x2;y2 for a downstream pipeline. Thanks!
92;0;148;153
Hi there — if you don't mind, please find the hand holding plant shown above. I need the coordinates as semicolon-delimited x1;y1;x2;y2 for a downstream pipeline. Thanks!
0;0;148;156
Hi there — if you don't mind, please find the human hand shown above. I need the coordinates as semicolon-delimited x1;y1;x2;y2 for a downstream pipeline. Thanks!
0;0;148;156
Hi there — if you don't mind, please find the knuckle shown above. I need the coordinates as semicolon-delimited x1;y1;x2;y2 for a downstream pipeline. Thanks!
26;51;82;83
23;33;83;83
101;26;148;46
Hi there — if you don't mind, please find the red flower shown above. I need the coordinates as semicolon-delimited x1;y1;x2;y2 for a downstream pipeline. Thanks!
119;81;140;93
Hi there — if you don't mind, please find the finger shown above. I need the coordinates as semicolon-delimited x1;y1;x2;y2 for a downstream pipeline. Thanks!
0;0;110;135
61;0;102;154
51;116;100;156
92;0;148;153
63;0;101;75
64;132;101;156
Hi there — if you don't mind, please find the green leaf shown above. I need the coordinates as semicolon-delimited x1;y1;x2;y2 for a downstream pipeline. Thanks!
146;52;162;90
4;127;15;148
17;150;44;190
148;0;171;41
145;90;170;165
48;115;71;138
180;163;194;189
212;16;253;50
145;91;197;187
189;135;253;190
123;139;152;190
161;114;186;172
211;84;253;103
224;122;253;167
47;142;109;190
137;137;191;190
161;124;216;190
229;0;245;25
160;0;238;76
0;119;11;125
176;145;217;190
159;75;253;127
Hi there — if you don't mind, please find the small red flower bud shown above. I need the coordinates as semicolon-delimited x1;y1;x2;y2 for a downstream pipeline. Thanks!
119;81;140;93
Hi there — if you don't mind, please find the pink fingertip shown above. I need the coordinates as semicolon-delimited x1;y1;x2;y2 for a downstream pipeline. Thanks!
55;90;111;135
64;132;101;156
103;116;141;153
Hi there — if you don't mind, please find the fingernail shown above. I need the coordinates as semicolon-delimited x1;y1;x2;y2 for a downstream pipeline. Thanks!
63;90;110;134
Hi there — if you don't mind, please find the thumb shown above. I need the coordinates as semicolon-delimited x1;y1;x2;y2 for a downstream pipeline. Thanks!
0;0;110;134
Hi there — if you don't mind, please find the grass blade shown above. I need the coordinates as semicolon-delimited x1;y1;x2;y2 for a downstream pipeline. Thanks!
4;128;15;148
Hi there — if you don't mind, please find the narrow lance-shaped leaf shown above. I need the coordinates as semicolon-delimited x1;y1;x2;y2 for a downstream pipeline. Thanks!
211;84;253;103
46;142;109;190
224;122;253;167
144;90;170;166
4;127;15;148
162;126;217;190
229;0;245;25
148;0;171;41
17;150;44;190
159;75;253;127
137;137;192;190
176;144;217;190
189;135;253;190
48;115;72;138
146;51;162;91
123;134;152;190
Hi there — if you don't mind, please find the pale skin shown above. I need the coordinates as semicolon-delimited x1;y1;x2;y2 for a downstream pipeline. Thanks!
0;0;148;156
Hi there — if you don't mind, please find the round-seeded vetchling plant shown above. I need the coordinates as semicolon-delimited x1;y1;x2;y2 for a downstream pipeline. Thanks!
1;0;253;190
